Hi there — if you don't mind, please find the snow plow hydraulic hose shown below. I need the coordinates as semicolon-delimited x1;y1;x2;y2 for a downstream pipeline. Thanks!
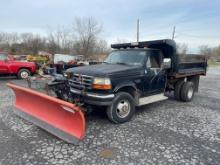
7;82;85;145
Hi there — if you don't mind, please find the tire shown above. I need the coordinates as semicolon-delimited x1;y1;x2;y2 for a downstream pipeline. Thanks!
174;80;184;100
180;82;194;102
106;92;135;123
17;69;31;79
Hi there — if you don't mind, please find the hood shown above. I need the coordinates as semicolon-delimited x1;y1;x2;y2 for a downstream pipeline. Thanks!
67;64;142;77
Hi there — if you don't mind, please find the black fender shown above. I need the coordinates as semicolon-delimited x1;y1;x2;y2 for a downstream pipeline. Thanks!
113;82;139;105
113;81;137;93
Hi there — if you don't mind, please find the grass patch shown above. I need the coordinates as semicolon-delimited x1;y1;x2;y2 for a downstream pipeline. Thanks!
208;61;220;67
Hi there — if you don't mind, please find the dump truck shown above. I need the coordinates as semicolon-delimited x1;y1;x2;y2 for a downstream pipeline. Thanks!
7;39;207;144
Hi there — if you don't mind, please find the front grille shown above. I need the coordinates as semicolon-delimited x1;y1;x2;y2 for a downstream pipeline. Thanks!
69;74;93;90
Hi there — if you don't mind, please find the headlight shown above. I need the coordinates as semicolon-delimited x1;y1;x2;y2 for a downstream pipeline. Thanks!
92;77;112;90
93;77;111;85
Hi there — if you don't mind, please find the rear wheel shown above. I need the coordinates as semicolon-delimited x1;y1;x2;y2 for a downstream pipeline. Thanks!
106;92;135;123
17;69;31;79
180;82;194;102
174;80;184;100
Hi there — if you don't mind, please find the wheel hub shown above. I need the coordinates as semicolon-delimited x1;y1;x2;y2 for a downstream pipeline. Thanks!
116;100;130;118
21;71;28;79
187;87;194;99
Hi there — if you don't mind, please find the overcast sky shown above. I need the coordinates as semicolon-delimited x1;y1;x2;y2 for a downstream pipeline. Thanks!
0;0;220;52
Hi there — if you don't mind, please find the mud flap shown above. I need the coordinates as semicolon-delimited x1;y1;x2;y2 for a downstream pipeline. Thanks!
7;82;85;144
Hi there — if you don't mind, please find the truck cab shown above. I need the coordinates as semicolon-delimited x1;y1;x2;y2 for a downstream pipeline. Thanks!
104;48;167;96
50;39;207;124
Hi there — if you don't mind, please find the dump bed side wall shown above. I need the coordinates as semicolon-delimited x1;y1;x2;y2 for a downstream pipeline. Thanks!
170;54;207;78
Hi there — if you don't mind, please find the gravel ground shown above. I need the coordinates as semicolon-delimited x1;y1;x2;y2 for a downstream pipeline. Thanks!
0;68;220;165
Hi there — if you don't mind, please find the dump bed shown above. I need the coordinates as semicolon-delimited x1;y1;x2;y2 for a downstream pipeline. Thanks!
171;54;207;78
111;39;207;78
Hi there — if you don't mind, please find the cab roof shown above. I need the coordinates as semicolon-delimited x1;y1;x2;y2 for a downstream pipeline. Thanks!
111;39;176;59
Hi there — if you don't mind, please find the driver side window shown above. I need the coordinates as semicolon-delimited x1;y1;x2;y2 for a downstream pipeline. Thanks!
146;54;160;68
146;56;151;68
0;54;7;61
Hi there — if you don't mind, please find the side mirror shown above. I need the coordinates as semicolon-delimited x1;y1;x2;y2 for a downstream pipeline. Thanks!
163;58;171;69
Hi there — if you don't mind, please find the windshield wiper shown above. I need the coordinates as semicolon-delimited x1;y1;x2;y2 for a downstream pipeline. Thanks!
103;62;128;65
115;62;127;65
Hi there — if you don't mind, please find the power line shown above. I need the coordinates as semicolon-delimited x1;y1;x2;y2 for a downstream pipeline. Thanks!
176;32;220;39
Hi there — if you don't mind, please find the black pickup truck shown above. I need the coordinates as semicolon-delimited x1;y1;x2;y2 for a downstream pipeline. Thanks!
49;39;207;123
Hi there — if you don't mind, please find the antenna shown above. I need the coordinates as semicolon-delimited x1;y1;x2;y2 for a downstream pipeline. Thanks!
172;26;176;40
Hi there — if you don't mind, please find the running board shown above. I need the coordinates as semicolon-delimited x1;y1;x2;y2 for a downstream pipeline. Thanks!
138;93;168;106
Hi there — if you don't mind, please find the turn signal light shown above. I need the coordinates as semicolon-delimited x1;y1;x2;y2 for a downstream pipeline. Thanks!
92;84;112;90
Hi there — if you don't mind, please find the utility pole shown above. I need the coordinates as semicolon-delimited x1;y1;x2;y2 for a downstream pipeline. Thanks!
172;26;176;40
137;19;139;42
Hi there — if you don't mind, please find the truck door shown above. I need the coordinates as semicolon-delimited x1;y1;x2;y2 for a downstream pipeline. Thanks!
0;54;10;74
143;50;166;95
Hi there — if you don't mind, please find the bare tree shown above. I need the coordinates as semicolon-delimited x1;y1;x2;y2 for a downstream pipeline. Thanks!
199;45;220;61
177;43;188;55
30;35;46;54
18;33;46;54
0;32;5;43
47;33;60;54
72;17;102;58
0;32;20;52
95;40;110;54
0;19;110;58
93;39;111;60
199;45;213;59
213;46;220;61
49;26;73;52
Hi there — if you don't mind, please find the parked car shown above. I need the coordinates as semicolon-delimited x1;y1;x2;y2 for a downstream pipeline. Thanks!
0;52;36;79
49;54;88;74
13;55;28;62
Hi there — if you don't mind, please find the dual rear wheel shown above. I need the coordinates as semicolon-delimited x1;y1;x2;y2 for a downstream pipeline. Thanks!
174;81;194;102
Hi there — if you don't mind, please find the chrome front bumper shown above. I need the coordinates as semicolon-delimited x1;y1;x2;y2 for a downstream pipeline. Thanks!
70;88;115;99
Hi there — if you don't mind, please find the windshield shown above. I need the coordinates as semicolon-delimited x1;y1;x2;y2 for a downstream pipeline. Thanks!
104;50;146;66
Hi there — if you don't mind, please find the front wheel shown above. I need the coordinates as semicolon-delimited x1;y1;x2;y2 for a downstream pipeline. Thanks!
106;92;135;123
17;69;31;79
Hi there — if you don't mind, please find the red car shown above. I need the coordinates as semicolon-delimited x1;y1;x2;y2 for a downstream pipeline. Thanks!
0;52;36;79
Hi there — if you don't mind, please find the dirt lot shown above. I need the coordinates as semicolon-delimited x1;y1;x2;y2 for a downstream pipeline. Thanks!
0;68;220;165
